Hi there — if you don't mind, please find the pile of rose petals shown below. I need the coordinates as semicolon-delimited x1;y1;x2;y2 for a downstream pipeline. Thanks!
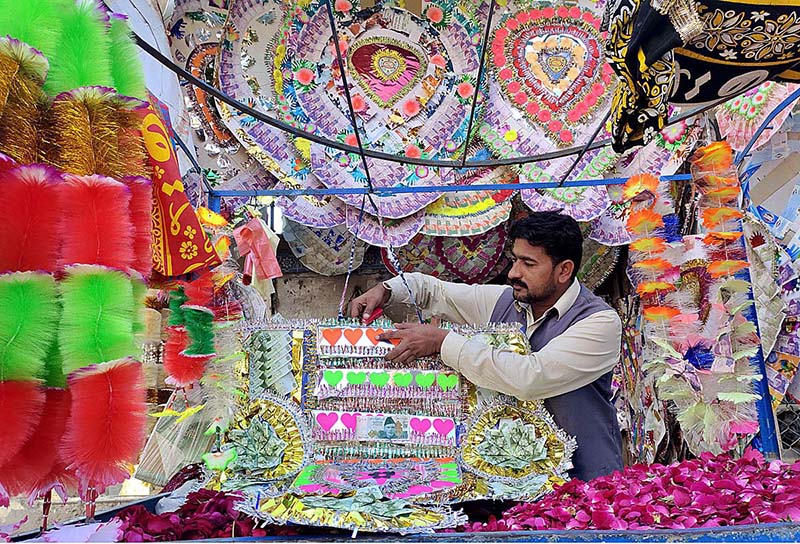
465;450;800;532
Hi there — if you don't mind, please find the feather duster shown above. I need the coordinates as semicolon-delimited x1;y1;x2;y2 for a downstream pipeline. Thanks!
0;381;45;466
0;39;48;164
122;176;152;277
0;388;69;498
58;265;135;375
130;275;146;337
182;306;216;357
60;174;133;270
163;327;211;388
107;15;145;99
42;338;65;389
168;287;188;327
0;272;58;381
0;152;16;172
44;0;113;96
182;273;214;307
60;359;146;499
46;87;123;177
0;165;62;273
0;0;70;61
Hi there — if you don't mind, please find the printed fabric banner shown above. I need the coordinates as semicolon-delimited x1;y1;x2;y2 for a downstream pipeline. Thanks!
136;99;220;276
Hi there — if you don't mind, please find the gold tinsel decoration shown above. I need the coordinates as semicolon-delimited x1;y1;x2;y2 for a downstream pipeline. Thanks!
44;87;146;178
0;39;48;164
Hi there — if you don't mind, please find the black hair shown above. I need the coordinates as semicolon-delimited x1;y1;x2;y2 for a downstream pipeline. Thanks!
508;211;583;281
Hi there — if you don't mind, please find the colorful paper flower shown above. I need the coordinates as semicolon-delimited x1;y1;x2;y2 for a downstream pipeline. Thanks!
703;186;741;203
703;232;744;245
623;173;659;200
632;257;672;274
643;306;681;322
701;207;744;228
707;260;749;278
690;141;734;171
627;209;664;235
630;237;667;254
636;281;676;296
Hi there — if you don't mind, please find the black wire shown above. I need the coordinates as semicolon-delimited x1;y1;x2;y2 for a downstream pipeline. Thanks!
132;31;732;170
460;0;496;168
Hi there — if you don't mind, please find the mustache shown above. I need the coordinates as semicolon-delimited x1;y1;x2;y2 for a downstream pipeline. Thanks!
509;279;528;289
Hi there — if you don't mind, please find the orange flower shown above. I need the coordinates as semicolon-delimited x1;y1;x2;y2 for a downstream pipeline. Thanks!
627;208;664;234
632;257;672;273
630;237;667;254
197;207;228;227
703;232;743;245
702;207;743;228
707;260;749;278
703;186;740;203
700;174;739;188
637;281;676;295
214;235;231;260
690;141;733;171
623;173;659;200
643;306;681;322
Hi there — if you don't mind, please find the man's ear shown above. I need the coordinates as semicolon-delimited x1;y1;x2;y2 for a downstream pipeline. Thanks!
558;260;575;284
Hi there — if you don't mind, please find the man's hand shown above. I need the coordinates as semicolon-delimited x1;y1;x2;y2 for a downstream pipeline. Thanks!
349;283;390;320
378;322;449;364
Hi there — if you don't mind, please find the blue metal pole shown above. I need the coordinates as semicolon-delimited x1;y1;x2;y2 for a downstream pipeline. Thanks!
735;86;800;166
208;193;221;213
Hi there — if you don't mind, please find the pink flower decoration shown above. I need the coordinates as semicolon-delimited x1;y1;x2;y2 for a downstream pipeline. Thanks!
457;81;475;99
351;94;366;112
295;67;315;86
507;80;521;93
334;0;352;12
405;144;422;159
344;134;358;146
426;6;444;23
402;99;421;117
431;54;447;68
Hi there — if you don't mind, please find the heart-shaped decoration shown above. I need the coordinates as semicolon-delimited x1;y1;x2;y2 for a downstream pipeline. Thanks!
323;369;344;387
369;371;391;387
433;418;455;437
315;412;339;432
343;328;363;345
365;328;384;345
415;373;435;389
321;328;343;346
491;6;612;143
347;371;367;385
348;39;428;108
410;417;432;434
394;372;413;388
340;412;358;431
436;373;459;391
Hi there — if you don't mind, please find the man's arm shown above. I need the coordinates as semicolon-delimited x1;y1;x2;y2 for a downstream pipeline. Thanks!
440;310;622;400
382;272;507;325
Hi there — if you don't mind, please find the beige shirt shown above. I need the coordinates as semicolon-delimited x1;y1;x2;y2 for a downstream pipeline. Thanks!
384;273;622;400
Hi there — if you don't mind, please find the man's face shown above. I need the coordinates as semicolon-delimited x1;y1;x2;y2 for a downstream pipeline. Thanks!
507;239;573;304
384;423;396;438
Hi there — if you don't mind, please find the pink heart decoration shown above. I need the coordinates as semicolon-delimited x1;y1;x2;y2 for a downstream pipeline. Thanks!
430;479;456;489
410;417;432;434
406;484;434;496
340;412;358;431
315;412;339;432
433;418;455;437
298;484;325;493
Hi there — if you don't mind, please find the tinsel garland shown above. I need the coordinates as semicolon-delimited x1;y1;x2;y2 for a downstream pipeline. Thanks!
0;39;47;164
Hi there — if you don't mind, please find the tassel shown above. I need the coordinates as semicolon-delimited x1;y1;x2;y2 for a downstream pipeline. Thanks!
122;176;152;277
44;0;113;96
0;388;69;498
0;39;47;164
0;272;58;381
60;174;133;270
182;306;216;357
163;327;210;388
0;0;70;61
60;359;146;499
167;287;188;327
0;165;62;273
0;381;45;466
59;265;135;375
45;87;125;177
108;15;145;99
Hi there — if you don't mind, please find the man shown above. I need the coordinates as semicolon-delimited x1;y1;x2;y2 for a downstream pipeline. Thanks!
350;211;623;481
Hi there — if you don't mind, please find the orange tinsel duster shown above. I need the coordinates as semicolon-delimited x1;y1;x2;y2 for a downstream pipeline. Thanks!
59;174;133;271
60;359;146;499
121;176;152;277
0;165;62;273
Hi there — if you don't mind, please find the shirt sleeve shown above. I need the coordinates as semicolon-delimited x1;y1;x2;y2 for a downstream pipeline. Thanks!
439;309;622;400
383;272;507;325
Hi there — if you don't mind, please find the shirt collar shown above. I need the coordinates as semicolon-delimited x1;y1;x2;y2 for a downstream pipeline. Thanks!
515;279;581;321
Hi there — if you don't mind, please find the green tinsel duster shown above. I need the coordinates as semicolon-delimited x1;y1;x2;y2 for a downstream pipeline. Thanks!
108;15;145;99
45;0;113;96
182;306;216;357
0;272;58;381
59;265;135;375
168;287;188;327
0;0;71;62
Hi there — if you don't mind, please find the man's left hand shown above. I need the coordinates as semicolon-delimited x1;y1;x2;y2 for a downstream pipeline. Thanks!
378;322;449;364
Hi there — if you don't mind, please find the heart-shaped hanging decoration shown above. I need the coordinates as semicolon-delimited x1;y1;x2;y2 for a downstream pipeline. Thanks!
348;38;428;108
491;6;613;144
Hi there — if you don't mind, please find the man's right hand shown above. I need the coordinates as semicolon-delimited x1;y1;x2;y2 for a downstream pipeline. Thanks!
349;283;390;320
